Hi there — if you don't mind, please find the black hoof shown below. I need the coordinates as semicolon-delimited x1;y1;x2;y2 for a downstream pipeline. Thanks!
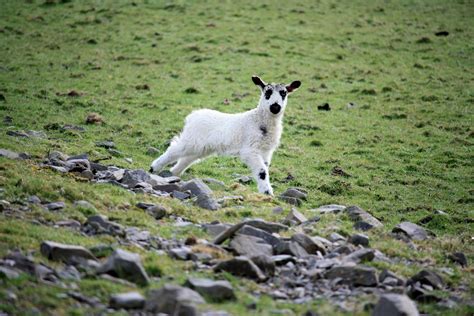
149;167;154;173
264;190;270;195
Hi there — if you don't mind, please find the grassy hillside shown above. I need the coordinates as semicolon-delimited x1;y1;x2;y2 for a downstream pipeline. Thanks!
0;0;472;315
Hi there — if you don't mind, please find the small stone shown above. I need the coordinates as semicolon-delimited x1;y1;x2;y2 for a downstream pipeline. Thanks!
145;284;204;314
236;175;253;184
408;270;444;290
291;233;326;255
146;147;160;156
250;254;276;276
153;183;181;193
203;223;231;238
109;292;145;310
202;178;226;189
213;219;287;245
230;234;273;257
372;294;419;316
27;195;42;204
181;178;213;197
97;249;150;286
73;200;96;212
169;247;192;260
146;205;167;219
312;204;346;214
55;220;81;230
214;256;267;281
0;148;28;160
349;233;369;247
272;206;284;214
89;244;115;258
84;215;125;237
40;241;97;262
324;264;378;287
45;201;66;210
393;222;429;241
185;278;235;302
0;266;20;279
196;193;220;210
448;252;468;267
346;205;383;228
342;248;375;264
380;270;406;286
237;225;281;247
121;169;151;188
172;190;190;200
279;188;307;206
275;240;309;258
354;221;376;231
329;232;346;242
283;207;308;225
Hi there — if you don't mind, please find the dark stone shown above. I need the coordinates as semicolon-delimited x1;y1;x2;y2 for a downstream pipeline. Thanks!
283;208;308;225
324;264;378;287
392;222;429;241
372;294;419;316
213;256;267;281
146;205;167;219
145;285;204;315
236;225;281;247
97;249;150;286
45;201;66;210
40;241;97;262
181;178;213;197
346;206;383;228
291;233;326;255
121;169;151;188
96;140;116;149
408;270;444;290
153;183;181;193
342;248;375;264
279;188;307;206
448;252;468;267
213;219;287;245
230;234;273;257
169;247;192;261
84;215;125;237
196;193;220;210
109;292;145;310
354;221;376;231
380;269;406;286
275;240;308;258
184;278;235;302
250;255;276;276
349;233;369;247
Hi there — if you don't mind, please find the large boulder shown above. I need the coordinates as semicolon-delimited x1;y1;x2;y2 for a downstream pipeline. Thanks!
230;234;273;257
40;241;97;262
97;249;150;286
145;284;204;315
372;294;419;316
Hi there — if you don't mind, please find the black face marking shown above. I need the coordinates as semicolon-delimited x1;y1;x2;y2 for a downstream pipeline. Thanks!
259;169;266;180
260;125;267;136
265;89;273;100
264;161;268;166
279;90;287;99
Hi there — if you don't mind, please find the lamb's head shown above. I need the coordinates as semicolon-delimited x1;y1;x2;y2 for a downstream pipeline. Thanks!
252;76;301;116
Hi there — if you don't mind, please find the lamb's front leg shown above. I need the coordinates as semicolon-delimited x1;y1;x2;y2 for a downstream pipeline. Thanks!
240;151;273;196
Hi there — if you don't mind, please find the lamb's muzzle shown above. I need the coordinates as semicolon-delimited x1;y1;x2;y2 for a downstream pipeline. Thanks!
150;76;301;195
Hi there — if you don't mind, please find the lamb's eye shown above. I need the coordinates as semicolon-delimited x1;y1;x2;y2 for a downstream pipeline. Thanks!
280;90;287;99
265;89;273;100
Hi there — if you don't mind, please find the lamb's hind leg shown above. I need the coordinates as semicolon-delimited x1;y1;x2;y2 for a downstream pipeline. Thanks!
150;143;184;173
170;155;200;176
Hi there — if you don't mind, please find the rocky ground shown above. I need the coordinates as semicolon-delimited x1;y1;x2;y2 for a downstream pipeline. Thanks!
0;149;471;315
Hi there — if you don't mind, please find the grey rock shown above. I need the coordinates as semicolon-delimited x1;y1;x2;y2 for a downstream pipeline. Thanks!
230;234;273;257
121;169;151;188
97;249;150;286
48;151;69;161
109;292;145;310
145;284;204;314
55;220;82;230
354;221;377;231
271;255;296;266
237;225;281;247
173;190;191;200
0;266;20;279
283;208;308;225
291;233;326;255
204;223;231;238
153;183;181;193
214;256;267;281
84;215;125;237
279;188;307;206
73;200;96;212
202;311;231;316
96;140;116;149
66;159;90;172
196;193;220;210
185;278;235;302
27;195;41;204
67;291;103;308
408;270;444;290
57;265;81;280
345;206;383;228
393;222;429;241
324;264;378;286
213;219;287;245
181;178;213;197
236;175;253;184
108;148;123;157
380;270;406;286
89;244;115;258
45;201;66;210
203;178;226;189
169;247;192;260
0;148;28;160
40;241;97;262
250;254;276;276
146;205;167;219
275;240;309;258
67;153;88;160
312;204;346;214
146;147;160;156
349;233;369;247
342;248;375;264
372;294;419;316
329;232;346;242
448;252;468;267
136;202;155;209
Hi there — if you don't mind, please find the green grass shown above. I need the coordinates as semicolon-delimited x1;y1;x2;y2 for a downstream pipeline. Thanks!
0;0;473;315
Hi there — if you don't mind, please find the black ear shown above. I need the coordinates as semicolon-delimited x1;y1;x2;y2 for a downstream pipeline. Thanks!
286;80;301;93
252;75;266;90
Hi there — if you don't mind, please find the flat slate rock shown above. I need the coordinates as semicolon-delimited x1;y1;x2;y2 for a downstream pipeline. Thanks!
275;240;309;258
408;269;444;290
324;264;378;287
236;225;281;247
283;208;308;225
185;278;235;302
392;222;429;241
0;148;29;160
312;204;346;214
121;169;151;188
372;294;419;316
196;193;220;210
213;219;287;245
342;248;375;264
84;215;125;237
145;284;204;314
181;178;213;197
213;256;267;281
97;249;150;286
279;188;307;206
40;241;97;262
109;292;145;310
230;234;273;257
291;233;326;255
345;206;383;228
349;233;369;247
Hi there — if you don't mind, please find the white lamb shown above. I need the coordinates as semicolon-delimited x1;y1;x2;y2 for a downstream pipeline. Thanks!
150;76;301;195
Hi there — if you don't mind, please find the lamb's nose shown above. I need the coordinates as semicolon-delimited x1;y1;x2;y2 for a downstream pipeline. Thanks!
270;103;281;114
